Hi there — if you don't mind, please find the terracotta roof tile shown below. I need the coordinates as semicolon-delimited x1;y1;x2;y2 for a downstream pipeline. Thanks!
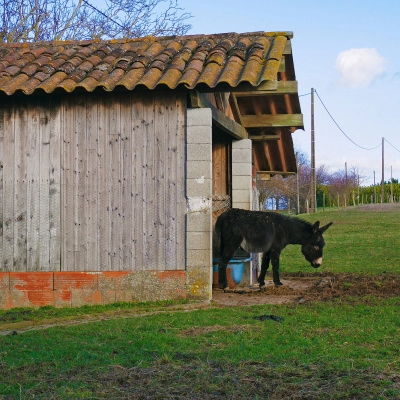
87;68;105;81
218;57;244;86
239;58;263;86
34;71;51;82
0;31;293;95
21;64;39;76
19;77;41;94
100;67;127;91
117;68;146;90
156;68;182;88
197;62;223;87
262;59;281;82
78;60;96;72
33;55;52;67
4;65;20;76
2;74;30;95
266;35;287;60
179;68;201;88
27;47;48;59
137;68;164;90
38;71;68;93
58;78;79;93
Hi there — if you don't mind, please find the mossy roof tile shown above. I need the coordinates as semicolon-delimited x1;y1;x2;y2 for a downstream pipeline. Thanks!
0;31;292;95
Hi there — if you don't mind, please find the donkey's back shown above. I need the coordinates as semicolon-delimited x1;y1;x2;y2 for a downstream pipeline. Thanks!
215;208;289;254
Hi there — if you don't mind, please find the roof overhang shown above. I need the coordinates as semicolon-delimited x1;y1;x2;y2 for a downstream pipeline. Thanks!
189;36;304;178
190;80;304;177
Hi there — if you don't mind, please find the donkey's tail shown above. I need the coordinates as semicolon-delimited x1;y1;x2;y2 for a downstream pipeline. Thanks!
212;216;222;258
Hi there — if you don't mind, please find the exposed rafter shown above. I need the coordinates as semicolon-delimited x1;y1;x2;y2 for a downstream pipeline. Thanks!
257;171;296;181
190;91;248;140
234;81;298;97
249;135;280;141
241;114;303;128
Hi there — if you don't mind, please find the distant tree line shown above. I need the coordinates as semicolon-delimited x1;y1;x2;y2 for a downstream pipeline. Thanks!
258;150;400;213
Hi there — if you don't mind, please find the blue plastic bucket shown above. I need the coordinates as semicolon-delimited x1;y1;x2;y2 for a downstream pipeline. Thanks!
213;257;251;288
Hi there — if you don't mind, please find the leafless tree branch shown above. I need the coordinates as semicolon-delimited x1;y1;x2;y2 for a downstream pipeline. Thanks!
1;0;192;42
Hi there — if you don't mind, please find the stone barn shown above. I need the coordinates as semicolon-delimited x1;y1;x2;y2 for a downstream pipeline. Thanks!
0;31;303;309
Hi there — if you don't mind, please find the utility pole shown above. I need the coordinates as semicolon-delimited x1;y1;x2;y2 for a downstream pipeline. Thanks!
381;137;384;203
391;165;393;203
296;152;300;214
310;88;316;213
345;162;348;205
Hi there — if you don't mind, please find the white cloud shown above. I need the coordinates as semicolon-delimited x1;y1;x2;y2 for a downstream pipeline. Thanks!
335;48;385;88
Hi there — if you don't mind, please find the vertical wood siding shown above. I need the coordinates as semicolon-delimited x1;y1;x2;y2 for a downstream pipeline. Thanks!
0;91;186;272
212;129;231;196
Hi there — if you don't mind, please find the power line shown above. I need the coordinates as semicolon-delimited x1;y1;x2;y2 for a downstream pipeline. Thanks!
384;138;400;153
82;0;126;31
299;90;400;153
313;89;382;151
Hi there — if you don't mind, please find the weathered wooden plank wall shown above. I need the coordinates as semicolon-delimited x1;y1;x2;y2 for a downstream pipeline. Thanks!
212;129;231;196
0;91;186;272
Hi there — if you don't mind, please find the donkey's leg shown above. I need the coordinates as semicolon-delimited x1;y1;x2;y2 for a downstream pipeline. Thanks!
218;241;241;289
257;251;271;287
271;250;283;286
218;255;231;289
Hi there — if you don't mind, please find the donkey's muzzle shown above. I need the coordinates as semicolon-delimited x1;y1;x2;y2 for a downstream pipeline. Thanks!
311;257;322;268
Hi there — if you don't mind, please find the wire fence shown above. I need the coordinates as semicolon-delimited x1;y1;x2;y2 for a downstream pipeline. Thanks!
211;194;231;226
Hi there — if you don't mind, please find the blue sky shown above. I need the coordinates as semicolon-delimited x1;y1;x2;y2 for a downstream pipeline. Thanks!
185;0;400;186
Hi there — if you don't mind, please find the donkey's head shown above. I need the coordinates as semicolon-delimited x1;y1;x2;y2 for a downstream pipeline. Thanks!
301;221;333;268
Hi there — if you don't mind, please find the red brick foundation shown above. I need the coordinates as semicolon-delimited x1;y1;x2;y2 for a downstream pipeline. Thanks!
0;270;187;309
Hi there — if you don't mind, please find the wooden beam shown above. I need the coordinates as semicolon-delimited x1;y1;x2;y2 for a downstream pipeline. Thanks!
256;172;271;181
257;170;296;176
226;80;278;92
229;94;243;125
194;80;278;94
234;81;298;97
215;92;229;113
282;40;292;55
279;57;286;72
189;91;202;108
241;114;303;128
190;91;248;140
210;101;248;140
249;135;280;141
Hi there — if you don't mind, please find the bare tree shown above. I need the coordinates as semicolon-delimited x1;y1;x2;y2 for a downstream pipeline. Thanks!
327;166;366;206
257;149;333;213
1;0;192;42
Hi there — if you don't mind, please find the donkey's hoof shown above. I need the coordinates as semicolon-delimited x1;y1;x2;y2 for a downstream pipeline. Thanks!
219;280;228;290
258;280;265;288
274;281;283;286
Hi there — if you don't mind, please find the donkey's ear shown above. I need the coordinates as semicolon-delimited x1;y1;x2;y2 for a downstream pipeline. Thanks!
319;222;333;234
312;221;320;234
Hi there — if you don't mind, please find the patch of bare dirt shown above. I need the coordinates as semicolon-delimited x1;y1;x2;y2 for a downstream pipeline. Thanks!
212;273;400;306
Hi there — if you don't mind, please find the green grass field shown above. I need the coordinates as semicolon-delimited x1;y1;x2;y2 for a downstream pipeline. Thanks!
281;204;400;275
1;204;399;399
